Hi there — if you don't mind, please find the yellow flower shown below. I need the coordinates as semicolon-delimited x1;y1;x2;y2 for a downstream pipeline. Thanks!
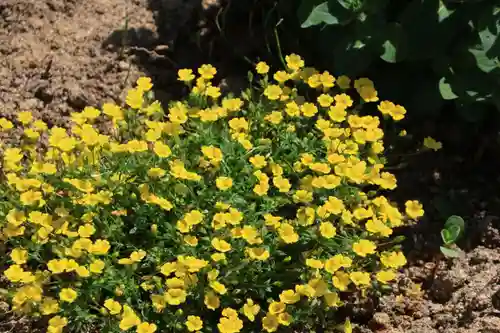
349;271;371;286
18;111;33;125
324;292;342;307
390;105;406;121
306;258;324;269
0;118;14;129
178;69;195;82
120;305;141;330
242;299;260;321
126;88;144;109
279;290;300;304
10;248;28;264
222;308;239;318
78;224;95;238
262;313;279;332
184;235;198;246
376;270;397;284
405;200;424;219
301;102;318;117
217;315;243;333
380;251;407;268
320;71;335;88
285;54;304;71
332;271;351;291
204;291;220;310
278;223;299;244
256;61;270;74
268;301;285;315
41;297;59;315
293;190;313;203
136;77;153;92
89;259;105;274
334;93;353;108
337;75;351;89
246;247;270;261
264;111;283;125
153;141;172;158
278;312;292;326
186;315;203;331
319;222;337;238
136;322;157;333
249;155;267;168
165;288;187;305
212;237;232;252
91;240;111;255
48;316;68;329
198;64;217;79
352;239;377;257
264;85;282;100
59;288;78;303
216;177;233;191
206;86;221;99
274;71;290;83
317;94;333;107
210;281;227;295
104;299;122;315
273;176;291;193
423;136;442;151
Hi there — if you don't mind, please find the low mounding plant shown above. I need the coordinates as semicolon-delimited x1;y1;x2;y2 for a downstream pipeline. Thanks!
0;54;423;333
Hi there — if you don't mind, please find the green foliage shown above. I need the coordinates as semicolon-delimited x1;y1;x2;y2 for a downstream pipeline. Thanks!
440;215;465;258
298;0;500;120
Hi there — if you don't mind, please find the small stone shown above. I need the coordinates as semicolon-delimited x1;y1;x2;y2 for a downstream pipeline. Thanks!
371;312;392;329
19;98;40;111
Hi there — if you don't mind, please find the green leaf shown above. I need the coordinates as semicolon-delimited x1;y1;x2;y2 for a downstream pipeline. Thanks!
439;77;459;100
441;215;465;244
301;2;338;28
379;24;408;63
440;246;463;258
381;39;397;63
437;0;454;22
441;229;454;245
469;48;499;73
444;215;465;235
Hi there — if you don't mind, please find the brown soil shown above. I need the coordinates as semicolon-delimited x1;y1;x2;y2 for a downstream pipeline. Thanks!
1;1;500;333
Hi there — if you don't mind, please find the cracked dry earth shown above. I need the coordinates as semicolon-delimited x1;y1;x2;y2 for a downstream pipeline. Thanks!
2;1;500;333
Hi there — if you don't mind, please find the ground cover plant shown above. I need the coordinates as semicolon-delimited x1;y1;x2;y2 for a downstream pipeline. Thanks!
298;0;500;121
0;55;423;332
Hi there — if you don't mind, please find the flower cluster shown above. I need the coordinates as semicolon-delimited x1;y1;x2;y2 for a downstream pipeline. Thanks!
0;54;424;333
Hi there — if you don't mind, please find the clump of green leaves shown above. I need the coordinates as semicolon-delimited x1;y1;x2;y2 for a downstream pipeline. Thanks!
298;0;500;122
440;215;465;258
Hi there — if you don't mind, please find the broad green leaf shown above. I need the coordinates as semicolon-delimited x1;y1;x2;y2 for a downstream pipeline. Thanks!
439;77;458;100
440;246;463;258
443;215;465;243
445;215;465;233
469;48;499;73
381;39;397;63
301;2;338;28
441;229;454;245
437;0;454;22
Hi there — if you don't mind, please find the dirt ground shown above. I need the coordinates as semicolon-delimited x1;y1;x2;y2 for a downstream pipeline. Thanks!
1;0;500;332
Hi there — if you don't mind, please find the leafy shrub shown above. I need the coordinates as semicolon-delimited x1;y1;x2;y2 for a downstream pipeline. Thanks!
298;0;500;121
0;55;423;333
